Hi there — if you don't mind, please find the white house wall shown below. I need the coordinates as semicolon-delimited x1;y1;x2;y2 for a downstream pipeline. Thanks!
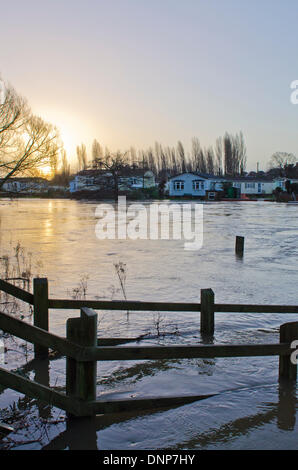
169;174;208;196
239;181;273;195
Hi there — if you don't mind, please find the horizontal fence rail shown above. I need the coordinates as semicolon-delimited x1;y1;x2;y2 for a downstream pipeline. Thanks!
1;277;298;314
0;309;292;362
0;278;34;305
47;299;298;314
215;304;298;314
0;311;83;360
0;366;84;416
82;343;292;362
0;277;298;418
48;298;201;311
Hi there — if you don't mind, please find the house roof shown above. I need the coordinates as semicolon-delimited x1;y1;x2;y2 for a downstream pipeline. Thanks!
223;176;274;183
169;172;216;180
169;172;275;183
77;167;153;178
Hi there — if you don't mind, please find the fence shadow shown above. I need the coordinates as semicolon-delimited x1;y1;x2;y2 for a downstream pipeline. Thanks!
41;380;297;450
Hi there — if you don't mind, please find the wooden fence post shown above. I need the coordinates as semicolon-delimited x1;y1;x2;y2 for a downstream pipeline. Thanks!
279;322;298;381
235;236;245;257
33;278;49;358
200;289;215;336
66;307;97;417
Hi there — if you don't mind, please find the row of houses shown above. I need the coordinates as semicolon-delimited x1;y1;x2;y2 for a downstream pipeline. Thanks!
168;172;291;198
0;178;50;193
0;178;65;194
69;169;293;198
0;171;295;198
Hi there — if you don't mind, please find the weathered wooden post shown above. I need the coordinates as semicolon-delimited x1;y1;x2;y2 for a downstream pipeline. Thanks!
277;380;296;430
235;236;245;257
200;288;215;336
235;236;244;256
279;322;298;381
34;359;51;419
33;278;49;358
66;307;97;417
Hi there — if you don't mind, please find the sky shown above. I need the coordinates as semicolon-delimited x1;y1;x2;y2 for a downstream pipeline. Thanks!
1;0;298;171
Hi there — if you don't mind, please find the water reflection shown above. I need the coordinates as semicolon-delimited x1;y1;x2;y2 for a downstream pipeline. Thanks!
43;219;53;238
39;379;297;450
174;380;297;450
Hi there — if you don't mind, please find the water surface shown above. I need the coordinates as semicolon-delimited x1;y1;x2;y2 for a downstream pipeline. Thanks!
0;198;298;449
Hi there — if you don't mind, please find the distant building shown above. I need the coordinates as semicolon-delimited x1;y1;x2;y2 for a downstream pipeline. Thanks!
168;172;276;197
0;177;49;193
169;173;224;198
69;168;156;193
224;176;274;195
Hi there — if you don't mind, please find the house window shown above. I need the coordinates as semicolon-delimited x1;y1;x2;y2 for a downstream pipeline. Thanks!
245;183;255;189
192;180;204;191
85;178;94;186
173;181;184;191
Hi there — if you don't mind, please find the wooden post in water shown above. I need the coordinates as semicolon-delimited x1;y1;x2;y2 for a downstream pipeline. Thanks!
66;307;97;417
235;236;245;257
279;322;298;381
200;289;215;336
33;278;49;358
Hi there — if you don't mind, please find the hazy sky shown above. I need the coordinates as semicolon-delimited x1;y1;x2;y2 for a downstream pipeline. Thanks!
1;0;298;170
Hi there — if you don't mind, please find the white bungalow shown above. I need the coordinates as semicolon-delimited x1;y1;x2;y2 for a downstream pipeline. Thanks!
169;173;224;198
226;177;274;195
169;173;276;197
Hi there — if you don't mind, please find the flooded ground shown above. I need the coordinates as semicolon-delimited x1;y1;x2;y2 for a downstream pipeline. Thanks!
0;198;298;449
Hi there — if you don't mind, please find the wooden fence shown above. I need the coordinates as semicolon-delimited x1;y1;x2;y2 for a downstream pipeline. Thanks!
0;277;298;417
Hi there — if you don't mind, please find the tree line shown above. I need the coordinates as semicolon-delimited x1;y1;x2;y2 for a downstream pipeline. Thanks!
76;131;247;178
5;74;297;189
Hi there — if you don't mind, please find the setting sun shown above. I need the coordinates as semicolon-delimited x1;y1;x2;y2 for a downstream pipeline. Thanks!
39;165;52;178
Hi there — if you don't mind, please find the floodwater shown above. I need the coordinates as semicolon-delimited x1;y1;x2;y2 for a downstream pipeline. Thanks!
0;198;298;449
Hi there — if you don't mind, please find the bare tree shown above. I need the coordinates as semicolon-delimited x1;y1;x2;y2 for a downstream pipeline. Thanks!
177;141;186;173
223;133;233;175
206;147;215;174
237;131;247;174
191;137;201;172
129;146;137;167
223;131;247;176
268;152;296;170
0;81;28;153
60;149;70;183
96;151;128;200
215;137;223;174
91;139;103;168
51;149;71;185
76;143;88;171
0;114;60;188
0;79;61;187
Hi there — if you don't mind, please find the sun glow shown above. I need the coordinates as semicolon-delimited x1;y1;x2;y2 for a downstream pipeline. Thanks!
36;108;82;163
39;165;52;178
59;125;76;157
36;106;107;170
